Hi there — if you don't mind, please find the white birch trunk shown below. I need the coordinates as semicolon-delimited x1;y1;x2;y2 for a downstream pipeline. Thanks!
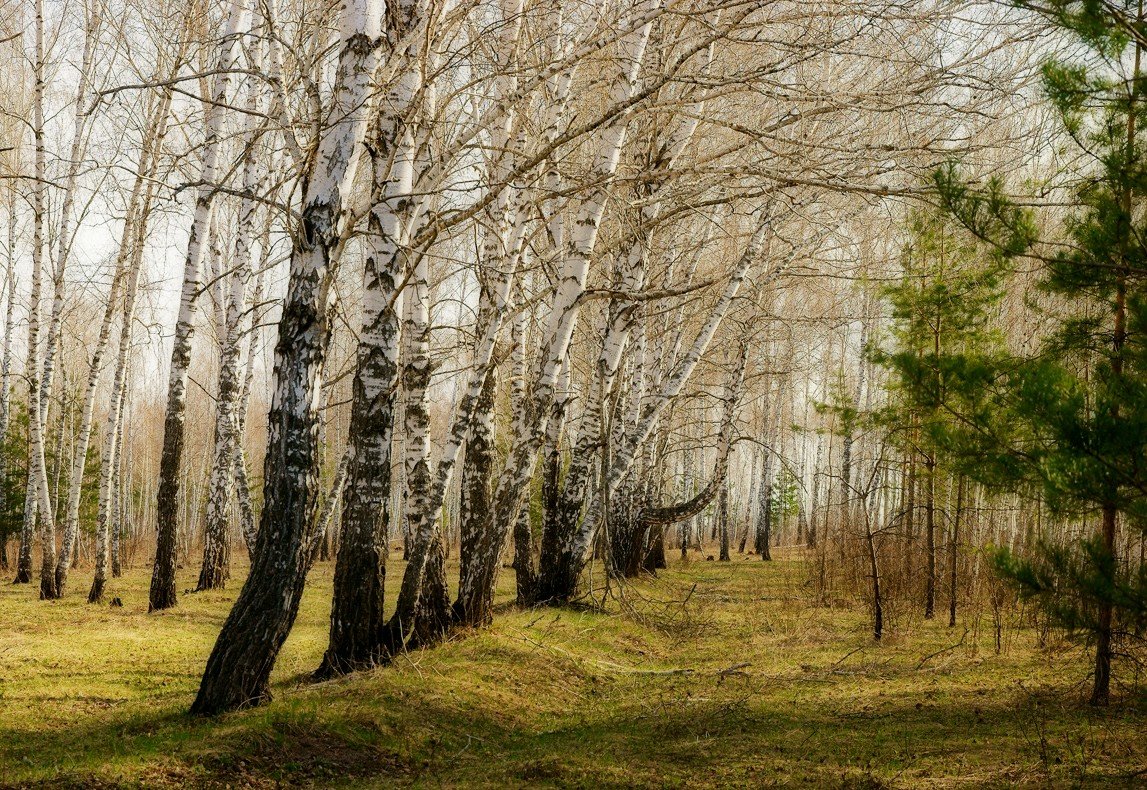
28;0;58;599
192;0;385;714
198;48;266;591
151;0;251;611
563;218;777;583
454;0;656;617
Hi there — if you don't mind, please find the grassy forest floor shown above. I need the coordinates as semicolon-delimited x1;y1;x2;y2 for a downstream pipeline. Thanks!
0;550;1145;788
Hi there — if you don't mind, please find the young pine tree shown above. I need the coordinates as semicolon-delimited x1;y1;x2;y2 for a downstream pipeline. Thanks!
929;0;1147;705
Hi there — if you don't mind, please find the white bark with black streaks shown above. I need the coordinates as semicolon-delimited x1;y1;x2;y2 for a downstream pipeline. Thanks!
152;0;251;611
192;0;385;713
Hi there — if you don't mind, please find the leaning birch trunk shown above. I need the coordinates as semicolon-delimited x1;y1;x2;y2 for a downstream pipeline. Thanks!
545;18;713;567
89;243;144;602
541;247;644;587
90;80;176;598
452;3;656;624
391;240;453;643
190;0;383;714
455;152;527;616
633;345;746;543
197;58;265;592
51;16;122;591
307;450;351;570
37;5;102;532
233;213;274;556
55;264;123;595
551;219;775;600
150;0;249;612
382;2;538;634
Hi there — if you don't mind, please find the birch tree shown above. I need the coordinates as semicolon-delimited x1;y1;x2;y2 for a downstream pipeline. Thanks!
151;0;250;612
192;0;386;714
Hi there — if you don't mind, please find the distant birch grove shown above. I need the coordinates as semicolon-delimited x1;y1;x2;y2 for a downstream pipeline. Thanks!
2;0;1143;712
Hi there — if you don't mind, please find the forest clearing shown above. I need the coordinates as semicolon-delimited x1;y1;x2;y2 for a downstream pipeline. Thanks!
3;553;1144;788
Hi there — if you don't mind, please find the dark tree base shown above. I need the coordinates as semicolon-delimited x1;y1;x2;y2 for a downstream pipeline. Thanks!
88;578;105;604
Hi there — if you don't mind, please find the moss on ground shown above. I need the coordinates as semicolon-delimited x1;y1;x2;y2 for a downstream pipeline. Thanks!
0;552;1144;788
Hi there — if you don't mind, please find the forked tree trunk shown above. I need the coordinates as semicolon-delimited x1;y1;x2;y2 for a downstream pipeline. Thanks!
455;5;656;619
550;223;775;601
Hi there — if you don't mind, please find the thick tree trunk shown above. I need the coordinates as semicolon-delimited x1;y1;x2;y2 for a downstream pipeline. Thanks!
315;115;408;674
191;0;383;714
459;368;497;612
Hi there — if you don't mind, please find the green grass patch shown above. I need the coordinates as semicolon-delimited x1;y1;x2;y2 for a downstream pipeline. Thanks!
1;553;1144;787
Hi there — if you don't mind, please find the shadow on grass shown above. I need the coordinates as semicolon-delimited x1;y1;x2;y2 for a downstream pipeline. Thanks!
3;656;1145;789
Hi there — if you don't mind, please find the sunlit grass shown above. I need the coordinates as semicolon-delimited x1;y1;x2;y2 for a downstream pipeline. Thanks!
1;550;1144;787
